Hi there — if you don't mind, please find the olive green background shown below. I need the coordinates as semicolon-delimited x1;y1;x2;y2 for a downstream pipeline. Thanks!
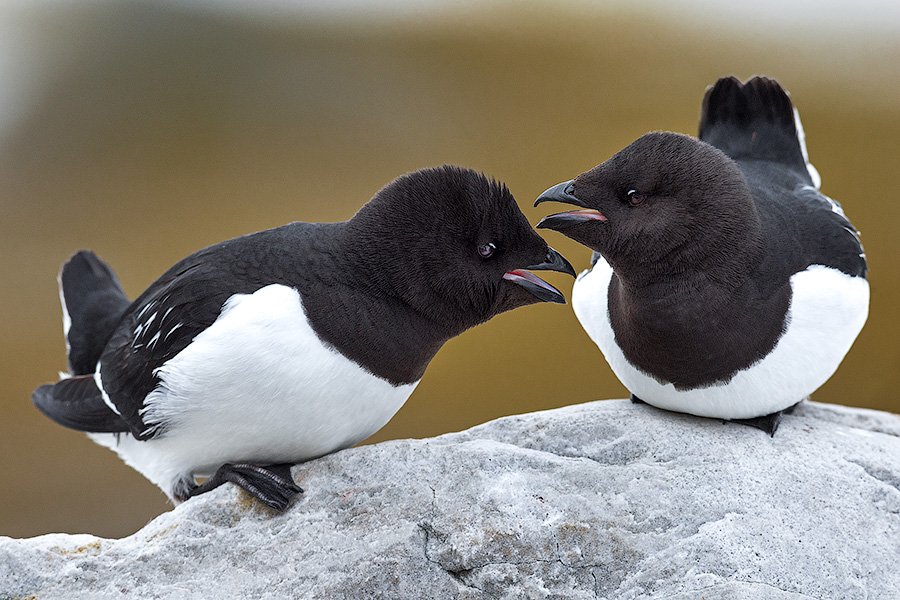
1;2;897;538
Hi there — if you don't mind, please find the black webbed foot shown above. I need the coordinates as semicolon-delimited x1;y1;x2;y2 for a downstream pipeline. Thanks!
782;400;802;415
630;394;647;405
176;463;303;511
730;410;785;437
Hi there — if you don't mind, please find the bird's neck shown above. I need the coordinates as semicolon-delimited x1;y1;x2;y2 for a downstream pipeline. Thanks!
304;222;460;385
339;215;476;337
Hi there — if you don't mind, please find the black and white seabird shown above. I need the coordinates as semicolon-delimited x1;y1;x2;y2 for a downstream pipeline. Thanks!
535;76;868;435
33;165;575;510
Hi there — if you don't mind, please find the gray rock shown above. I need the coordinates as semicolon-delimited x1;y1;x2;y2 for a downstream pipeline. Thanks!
2;399;898;599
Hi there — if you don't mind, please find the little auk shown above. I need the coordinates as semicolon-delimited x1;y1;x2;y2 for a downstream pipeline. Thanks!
34;165;575;510
535;76;868;435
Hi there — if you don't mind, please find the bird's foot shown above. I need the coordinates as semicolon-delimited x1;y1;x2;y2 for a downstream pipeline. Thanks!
729;400;803;436
176;463;303;511
782;400;803;415
730;410;786;437
630;394;647;405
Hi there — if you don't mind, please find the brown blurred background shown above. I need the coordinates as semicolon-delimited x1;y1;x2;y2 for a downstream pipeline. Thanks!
1;0;897;538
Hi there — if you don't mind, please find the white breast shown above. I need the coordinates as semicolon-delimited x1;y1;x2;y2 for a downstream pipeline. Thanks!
572;258;869;420
91;284;417;499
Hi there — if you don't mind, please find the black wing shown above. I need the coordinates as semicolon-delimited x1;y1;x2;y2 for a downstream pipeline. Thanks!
791;184;867;278
702;76;866;280
98;224;314;440
33;375;129;433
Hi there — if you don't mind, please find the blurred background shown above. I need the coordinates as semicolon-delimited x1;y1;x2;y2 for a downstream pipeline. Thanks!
1;0;897;538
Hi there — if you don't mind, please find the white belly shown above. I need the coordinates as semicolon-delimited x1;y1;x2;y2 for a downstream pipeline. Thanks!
91;284;417;498
572;258;869;420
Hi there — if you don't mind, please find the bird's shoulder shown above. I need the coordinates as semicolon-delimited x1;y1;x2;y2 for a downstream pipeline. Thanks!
118;222;328;343
98;222;337;437
744;166;867;279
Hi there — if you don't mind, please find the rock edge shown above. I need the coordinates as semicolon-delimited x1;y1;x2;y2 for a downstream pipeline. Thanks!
2;399;899;599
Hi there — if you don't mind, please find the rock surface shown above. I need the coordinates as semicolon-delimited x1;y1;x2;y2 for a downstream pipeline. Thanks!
2;399;899;599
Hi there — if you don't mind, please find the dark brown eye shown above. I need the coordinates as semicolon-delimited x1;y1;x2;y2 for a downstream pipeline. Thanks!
627;189;645;206
478;242;497;258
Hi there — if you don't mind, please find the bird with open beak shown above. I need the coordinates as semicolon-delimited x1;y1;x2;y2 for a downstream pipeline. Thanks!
535;76;868;436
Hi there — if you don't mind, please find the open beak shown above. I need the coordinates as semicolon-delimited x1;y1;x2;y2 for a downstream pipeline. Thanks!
502;247;574;304
534;180;606;230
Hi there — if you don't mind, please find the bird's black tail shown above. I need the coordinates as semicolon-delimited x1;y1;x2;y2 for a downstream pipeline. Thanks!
32;375;128;433
59;250;130;375
699;76;819;187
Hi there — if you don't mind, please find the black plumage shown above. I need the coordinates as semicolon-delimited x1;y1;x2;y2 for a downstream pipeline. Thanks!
59;251;130;375
33;165;574;509
536;76;868;434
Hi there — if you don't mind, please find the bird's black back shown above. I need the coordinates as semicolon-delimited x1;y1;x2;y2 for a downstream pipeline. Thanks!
700;76;866;282
99;222;448;439
738;161;866;283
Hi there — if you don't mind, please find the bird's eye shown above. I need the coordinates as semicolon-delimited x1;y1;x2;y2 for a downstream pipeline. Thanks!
627;189;645;206
478;242;497;258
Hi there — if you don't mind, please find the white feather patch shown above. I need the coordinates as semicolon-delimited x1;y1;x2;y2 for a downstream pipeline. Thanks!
793;107;822;189
92;284;418;499
93;363;121;416
573;257;869;420
57;273;71;354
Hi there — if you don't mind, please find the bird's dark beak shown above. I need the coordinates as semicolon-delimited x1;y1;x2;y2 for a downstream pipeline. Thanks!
534;180;607;230
534;180;582;208
527;247;576;277
501;247;574;304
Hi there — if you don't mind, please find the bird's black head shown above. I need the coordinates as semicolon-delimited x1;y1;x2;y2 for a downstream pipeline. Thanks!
535;132;758;284
348;165;575;332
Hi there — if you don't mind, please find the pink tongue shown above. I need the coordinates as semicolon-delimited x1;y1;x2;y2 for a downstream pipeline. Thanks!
502;269;561;294
565;209;607;221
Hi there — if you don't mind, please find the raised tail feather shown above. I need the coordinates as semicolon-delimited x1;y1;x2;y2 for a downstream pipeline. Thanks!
32;375;127;433
59;250;130;375
699;76;819;187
